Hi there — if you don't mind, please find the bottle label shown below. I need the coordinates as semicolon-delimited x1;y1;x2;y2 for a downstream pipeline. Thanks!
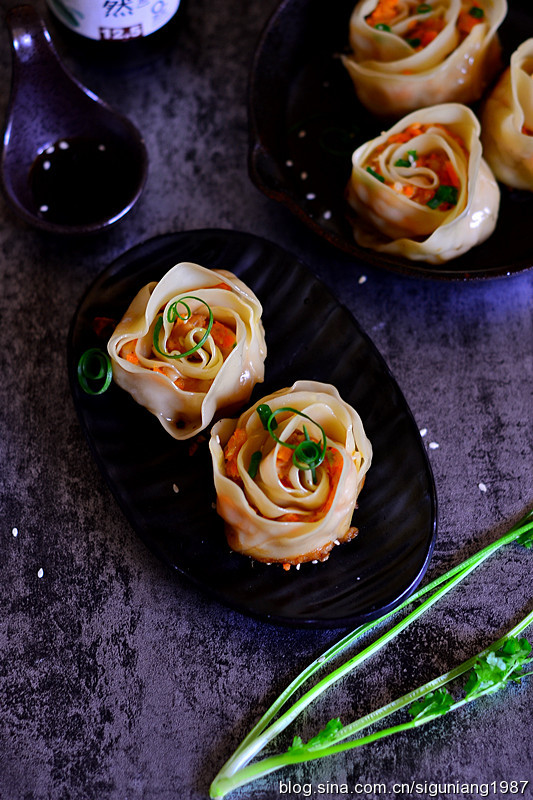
47;0;181;41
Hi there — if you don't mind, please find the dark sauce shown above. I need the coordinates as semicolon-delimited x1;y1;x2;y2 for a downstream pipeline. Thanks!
29;136;140;226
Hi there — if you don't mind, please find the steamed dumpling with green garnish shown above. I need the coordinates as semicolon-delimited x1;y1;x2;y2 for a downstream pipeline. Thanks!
342;0;506;117
481;38;533;190
209;381;372;567
346;103;500;263
107;262;266;440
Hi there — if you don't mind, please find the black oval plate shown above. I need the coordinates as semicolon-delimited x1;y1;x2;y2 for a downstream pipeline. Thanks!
248;0;533;280
68;229;437;628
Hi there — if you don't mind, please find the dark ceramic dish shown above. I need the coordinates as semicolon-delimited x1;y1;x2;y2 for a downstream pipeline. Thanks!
68;229;437;628
248;0;533;280
1;6;147;235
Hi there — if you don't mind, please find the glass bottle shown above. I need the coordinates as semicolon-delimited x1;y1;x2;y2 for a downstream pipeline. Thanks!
45;0;182;65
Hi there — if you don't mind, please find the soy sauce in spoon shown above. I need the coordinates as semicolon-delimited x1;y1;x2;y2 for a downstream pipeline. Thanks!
30;136;139;226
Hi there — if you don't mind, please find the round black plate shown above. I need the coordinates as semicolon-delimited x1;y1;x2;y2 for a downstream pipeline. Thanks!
248;0;533;280
68;229;437;628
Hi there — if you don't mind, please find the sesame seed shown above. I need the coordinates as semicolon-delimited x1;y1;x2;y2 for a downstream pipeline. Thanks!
429;441;439;449
172;483;179;493
323;210;332;219
334;539;340;546
358;275;367;284
286;159;293;167
37;568;44;579
45;146;54;154
306;192;316;200
12;527;18;537
312;559;318;564
298;130;306;138
98;144;106;151
296;563;301;570
39;205;49;213
419;428;428;437
43;161;51;171
478;482;487;493
58;140;69;150
300;171;308;180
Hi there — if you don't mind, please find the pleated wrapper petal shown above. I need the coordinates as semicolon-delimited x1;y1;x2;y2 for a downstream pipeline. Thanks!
209;381;372;565
481;38;533;190
346;103;499;263
107;262;267;440
342;0;506;117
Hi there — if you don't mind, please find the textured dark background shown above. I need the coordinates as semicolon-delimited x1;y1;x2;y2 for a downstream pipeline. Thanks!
0;1;532;799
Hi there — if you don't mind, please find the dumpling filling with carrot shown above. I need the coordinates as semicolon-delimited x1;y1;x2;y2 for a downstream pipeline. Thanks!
107;262;267;439
346;103;500;263
209;381;372;567
342;0;506;117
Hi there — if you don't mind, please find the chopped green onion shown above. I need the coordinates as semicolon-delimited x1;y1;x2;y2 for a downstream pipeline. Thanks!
248;451;262;479
366;166;385;183
257;404;276;430
153;295;213;360
394;158;411;168
468;6;484;18
406;37;421;48
427;185;458;209
374;23;391;31
267;407;327;478
408;149;418;160
77;348;112;395
417;3;432;12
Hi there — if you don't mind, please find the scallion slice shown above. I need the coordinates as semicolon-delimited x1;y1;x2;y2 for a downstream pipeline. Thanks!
152;295;213;360
77;348;112;395
427;185;458;209
468;6;484;18
366;166;385;183
267;407;327;478
248;451;262;479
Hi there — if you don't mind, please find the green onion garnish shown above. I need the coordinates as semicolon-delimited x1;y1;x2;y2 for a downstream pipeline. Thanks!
77;348;112;395
427;185;458;209
267;407;327;480
417;3;432;12
468;6;484;18
152;295;213;360
248;451;262;479
394;158;411;168
366;166;385;183
408;149;417;160
257;403;277;430
406;37;421;48
375;23;391;31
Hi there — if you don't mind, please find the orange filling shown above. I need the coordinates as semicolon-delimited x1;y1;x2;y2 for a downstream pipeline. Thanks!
223;428;345;524
364;123;465;209
119;310;236;391
366;0;485;50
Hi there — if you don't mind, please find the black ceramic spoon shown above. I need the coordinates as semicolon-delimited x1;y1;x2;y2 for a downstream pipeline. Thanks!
0;4;148;234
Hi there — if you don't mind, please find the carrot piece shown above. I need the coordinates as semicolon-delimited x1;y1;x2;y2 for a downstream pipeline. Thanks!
213;282;233;291
210;320;237;359
224;428;247;480
125;353;139;365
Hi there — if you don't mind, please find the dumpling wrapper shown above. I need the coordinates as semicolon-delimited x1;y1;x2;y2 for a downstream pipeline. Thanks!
108;262;267;440
209;381;372;565
342;0;506;117
481;38;533;190
346;103;500;263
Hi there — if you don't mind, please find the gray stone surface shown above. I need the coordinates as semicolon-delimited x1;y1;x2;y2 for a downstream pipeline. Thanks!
0;1;532;799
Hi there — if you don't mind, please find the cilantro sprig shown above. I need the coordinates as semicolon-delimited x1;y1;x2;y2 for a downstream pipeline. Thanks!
210;510;533;798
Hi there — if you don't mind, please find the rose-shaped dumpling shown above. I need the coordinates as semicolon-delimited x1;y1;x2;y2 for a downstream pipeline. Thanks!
108;262;267;440
481;39;533;190
346;103;500;263
209;381;372;566
342;0;507;117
